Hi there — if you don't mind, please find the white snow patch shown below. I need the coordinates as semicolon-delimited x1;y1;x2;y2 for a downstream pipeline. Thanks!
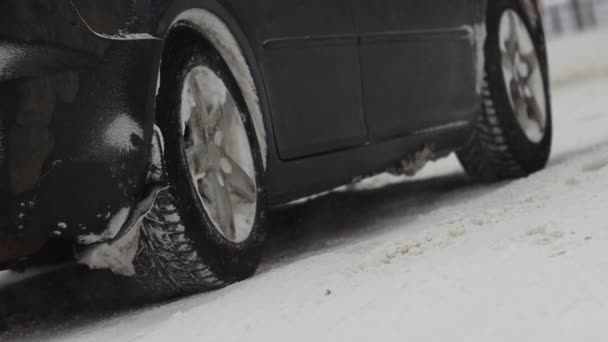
180;66;228;134
147;124;166;183
78;207;131;245
164;213;181;223
0;43;24;78
77;186;167;277
78;206;139;276
171;9;268;168
78;221;141;277
152;124;165;159
94;31;158;41
103;114;144;153
71;5;160;42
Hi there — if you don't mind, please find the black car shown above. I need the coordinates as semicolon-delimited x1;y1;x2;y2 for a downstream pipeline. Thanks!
0;0;552;296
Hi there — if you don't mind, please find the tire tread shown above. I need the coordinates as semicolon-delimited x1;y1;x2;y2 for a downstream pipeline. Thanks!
134;191;227;297
458;75;530;181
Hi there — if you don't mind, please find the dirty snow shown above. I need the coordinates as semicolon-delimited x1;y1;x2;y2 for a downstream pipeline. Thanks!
77;222;141;277
0;43;25;79
2;29;608;342
78;207;131;245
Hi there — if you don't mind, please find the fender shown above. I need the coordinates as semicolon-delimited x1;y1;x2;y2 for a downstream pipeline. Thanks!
0;1;163;258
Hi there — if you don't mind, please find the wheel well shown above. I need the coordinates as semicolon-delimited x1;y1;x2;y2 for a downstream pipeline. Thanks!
161;26;210;69
158;10;268;169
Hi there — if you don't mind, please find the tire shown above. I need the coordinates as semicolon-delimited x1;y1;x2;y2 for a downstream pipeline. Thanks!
457;0;552;181
133;30;267;297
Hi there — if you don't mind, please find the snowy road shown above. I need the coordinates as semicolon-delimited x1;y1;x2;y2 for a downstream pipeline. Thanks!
2;30;608;342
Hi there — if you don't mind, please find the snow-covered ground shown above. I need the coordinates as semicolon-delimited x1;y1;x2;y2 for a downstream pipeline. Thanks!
2;29;608;342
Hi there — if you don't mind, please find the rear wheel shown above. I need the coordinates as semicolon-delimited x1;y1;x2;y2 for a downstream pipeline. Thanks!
133;33;266;297
458;1;552;181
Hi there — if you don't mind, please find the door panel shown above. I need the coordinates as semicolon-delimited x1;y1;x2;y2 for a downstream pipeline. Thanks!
353;0;480;142
242;1;367;160
354;1;472;32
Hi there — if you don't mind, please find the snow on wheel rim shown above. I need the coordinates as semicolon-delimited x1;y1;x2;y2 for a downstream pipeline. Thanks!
180;66;258;244
499;9;547;144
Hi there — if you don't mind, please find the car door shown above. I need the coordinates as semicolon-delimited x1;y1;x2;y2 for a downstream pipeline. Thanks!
352;0;481;142
234;0;367;160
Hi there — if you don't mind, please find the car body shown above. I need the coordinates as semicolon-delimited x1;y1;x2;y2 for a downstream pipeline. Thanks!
0;0;545;270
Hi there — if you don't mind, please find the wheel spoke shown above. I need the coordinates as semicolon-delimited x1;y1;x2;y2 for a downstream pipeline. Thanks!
509;78;526;117
221;153;256;203
186;143;211;179
520;51;539;81
188;106;208;146
520;52;538;74
188;76;212;144
525;94;545;131
505;11;519;57
209;94;238;148
200;171;236;240
221;94;238;137
205;104;223;140
512;92;528;122
501;50;514;71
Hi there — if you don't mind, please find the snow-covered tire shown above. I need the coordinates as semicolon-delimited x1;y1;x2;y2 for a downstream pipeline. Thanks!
133;29;267;298
458;0;552;181
133;191;228;295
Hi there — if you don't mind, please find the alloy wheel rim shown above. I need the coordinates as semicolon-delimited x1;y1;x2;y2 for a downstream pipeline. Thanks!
180;66;257;244
499;9;547;143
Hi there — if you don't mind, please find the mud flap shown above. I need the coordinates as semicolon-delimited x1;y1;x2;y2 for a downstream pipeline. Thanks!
78;126;167;276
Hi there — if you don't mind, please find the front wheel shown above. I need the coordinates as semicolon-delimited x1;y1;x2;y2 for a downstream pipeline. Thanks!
133;32;267;297
458;0;552;181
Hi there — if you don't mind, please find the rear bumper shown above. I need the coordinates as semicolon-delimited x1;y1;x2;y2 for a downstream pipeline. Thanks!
0;1;163;248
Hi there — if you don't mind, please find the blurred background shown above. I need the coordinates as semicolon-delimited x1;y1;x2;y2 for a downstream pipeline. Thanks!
541;0;608;36
538;0;608;86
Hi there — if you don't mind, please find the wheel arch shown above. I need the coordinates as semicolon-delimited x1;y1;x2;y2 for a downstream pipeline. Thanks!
156;2;270;169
